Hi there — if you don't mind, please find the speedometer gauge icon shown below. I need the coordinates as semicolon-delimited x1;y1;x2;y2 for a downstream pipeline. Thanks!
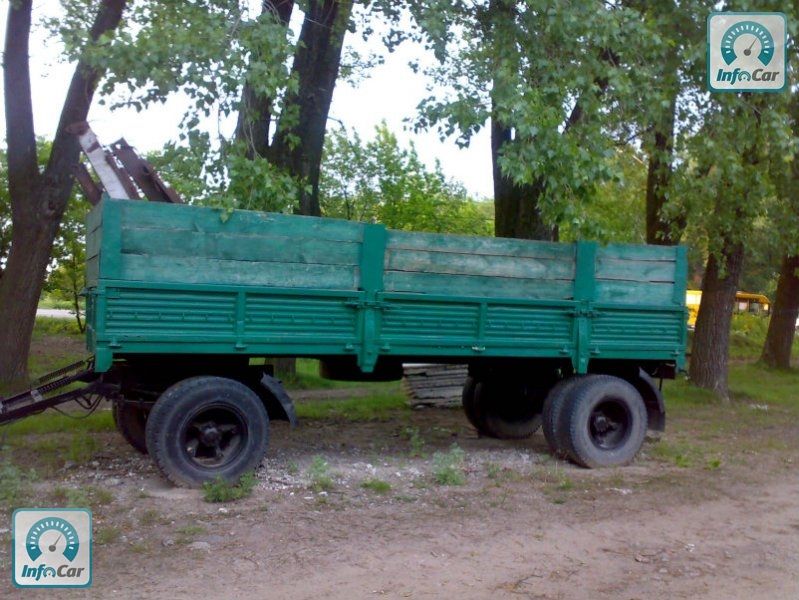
720;21;775;66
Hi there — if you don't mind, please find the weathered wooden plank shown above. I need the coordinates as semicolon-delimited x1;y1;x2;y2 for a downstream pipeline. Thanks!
595;280;675;305
387;230;575;260
595;257;676;283
119;255;359;289
117;199;364;242
385;271;574;299
386;248;574;280
597;243;678;262
86;255;99;286
121;227;361;266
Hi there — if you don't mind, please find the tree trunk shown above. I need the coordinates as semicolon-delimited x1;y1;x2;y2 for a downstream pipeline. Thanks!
234;0;295;159
490;117;557;241
689;242;745;397
0;0;127;384
760;254;799;369
645;91;680;245
270;0;353;217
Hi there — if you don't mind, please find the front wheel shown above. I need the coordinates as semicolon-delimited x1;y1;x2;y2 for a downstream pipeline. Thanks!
145;376;270;487
558;375;647;468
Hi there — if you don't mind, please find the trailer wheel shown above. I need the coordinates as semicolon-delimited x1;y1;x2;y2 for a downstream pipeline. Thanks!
558;375;647;468
145;376;269;487
542;376;584;457
112;400;149;454
470;380;542;439
461;376;479;430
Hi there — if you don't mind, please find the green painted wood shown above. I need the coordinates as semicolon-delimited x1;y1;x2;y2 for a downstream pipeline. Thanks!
118;255;359;289
386;248;574;280
595;257;675;283
595;280;675;305
86;199;687;374
597;243;679;261
384;271;575;299
118;199;364;242
387;230;575;260
121;227;361;266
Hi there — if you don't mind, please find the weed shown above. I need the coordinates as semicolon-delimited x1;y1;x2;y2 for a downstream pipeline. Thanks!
360;478;391;494
140;509;161;526
286;461;299;476
95;526;121;545
202;472;258;503
176;524;206;537
130;542;149;554
308;456;334;492
0;461;37;511
432;444;466;486
403;426;425;457
66;435;100;463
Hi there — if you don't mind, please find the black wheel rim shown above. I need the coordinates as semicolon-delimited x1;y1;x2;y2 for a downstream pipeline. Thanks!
180;404;248;469
588;399;631;450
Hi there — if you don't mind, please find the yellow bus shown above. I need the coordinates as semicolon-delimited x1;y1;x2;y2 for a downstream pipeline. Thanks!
685;290;770;328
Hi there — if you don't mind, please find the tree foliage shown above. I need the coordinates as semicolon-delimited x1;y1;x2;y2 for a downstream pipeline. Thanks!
320;123;492;234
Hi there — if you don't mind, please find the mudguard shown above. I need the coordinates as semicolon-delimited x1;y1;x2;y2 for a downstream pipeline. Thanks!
258;373;298;428
636;367;666;432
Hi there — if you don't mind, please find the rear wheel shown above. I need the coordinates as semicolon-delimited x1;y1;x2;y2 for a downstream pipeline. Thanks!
461;376;479;430
470;379;543;439
541;376;583;457
112;400;149;454
558;375;647;468
145;376;269;487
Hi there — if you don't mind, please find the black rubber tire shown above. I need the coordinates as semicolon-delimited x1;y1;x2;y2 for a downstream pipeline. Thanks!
145;376;269;487
471;379;542;439
541;376;584;458
112;400;149;455
558;375;647;468
461;376;480;430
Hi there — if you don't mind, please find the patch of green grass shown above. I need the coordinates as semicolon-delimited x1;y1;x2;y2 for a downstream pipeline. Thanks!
432;444;466;486
0;461;37;512
51;485;113;508
95;526;121;545
295;392;408;421
360;478;391;494
485;462;522;483
32;316;83;338
202;472;258;503
66;435;100;463
281;359;401;392
139;509;161;526
402;426;425;457
650;439;702;468
307;456;334;492
1;410;114;437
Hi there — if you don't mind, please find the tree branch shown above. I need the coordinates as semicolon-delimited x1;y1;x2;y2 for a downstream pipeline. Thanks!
43;0;128;215
3;0;39;210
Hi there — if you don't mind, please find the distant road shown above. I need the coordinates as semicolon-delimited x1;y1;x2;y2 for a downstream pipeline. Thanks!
37;308;77;319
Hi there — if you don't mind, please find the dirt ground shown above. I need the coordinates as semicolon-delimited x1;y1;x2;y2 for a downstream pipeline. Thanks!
1;398;797;600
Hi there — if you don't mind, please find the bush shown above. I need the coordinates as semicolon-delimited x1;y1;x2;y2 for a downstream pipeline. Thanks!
202;472;257;503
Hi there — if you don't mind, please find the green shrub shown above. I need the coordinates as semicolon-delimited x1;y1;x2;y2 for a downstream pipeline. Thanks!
432;444;466;486
202;472;257;503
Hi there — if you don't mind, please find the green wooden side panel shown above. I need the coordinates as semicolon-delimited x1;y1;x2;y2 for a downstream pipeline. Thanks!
86;198;687;373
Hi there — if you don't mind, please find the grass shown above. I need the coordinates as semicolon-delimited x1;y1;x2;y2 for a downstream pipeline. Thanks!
202;472;258;503
51;485;114;508
95;526;121;545
295;392;408;421
360;478;392;494
402;426;425;457
307;456;335;492
0;461;37;513
432;444;466;486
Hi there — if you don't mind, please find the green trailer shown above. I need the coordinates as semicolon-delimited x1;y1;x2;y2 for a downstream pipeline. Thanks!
2;198;687;486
